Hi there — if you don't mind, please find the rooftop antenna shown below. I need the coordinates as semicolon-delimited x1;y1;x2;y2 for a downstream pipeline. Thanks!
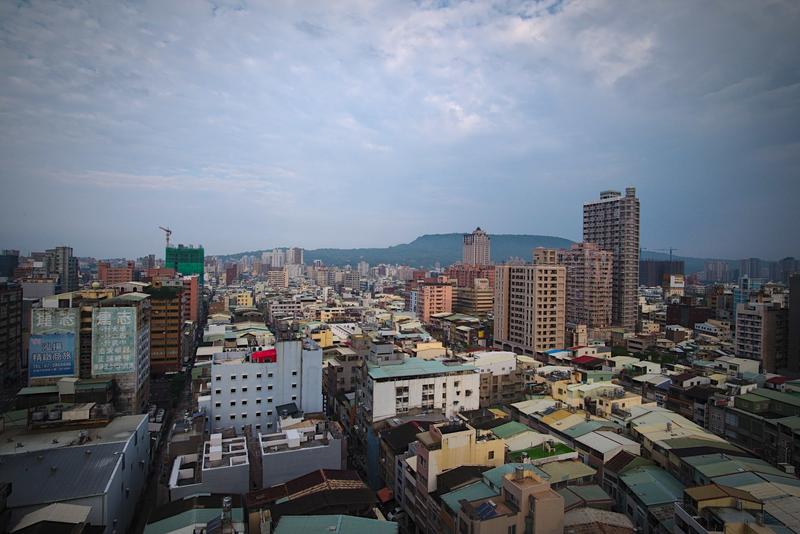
159;226;172;248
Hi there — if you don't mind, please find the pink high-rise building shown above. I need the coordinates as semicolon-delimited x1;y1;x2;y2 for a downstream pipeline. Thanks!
558;242;613;329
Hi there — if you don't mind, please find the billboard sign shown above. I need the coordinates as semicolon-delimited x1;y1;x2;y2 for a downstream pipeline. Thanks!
29;308;79;380
92;307;137;375
29;333;76;378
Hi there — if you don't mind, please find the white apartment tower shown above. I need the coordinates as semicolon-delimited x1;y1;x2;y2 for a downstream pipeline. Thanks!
583;188;640;331
463;227;491;265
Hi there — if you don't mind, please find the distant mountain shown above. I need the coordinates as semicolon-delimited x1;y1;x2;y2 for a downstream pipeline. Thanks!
305;234;575;268
217;233;732;272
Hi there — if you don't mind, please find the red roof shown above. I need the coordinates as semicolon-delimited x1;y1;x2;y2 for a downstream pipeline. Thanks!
252;348;277;363
767;376;789;384
572;355;603;365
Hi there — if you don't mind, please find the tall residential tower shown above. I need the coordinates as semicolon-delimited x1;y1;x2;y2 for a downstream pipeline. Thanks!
463;227;491;265
583;188;640;331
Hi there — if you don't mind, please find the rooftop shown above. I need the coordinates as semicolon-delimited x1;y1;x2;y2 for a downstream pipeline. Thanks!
367;358;476;380
0;413;145;455
619;465;684;506
274;515;398;534
508;442;573;462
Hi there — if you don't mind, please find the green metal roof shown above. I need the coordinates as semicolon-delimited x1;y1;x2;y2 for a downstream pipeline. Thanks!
367;359;476;380
17;386;59;395
684;454;787;479
619;465;684;506
144;508;244;534
749;388;800;407
441;481;498;514
490;421;531;439
274;515;398;534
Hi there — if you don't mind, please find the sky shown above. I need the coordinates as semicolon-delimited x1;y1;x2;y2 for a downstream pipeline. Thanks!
0;0;798;260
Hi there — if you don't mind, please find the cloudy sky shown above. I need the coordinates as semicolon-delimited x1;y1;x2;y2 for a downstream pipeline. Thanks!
1;0;798;260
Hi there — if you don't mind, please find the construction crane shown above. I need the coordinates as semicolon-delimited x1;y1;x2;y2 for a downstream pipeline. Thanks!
641;246;678;264
158;226;172;248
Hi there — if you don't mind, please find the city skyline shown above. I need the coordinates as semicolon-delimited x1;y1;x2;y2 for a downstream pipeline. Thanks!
1;1;798;258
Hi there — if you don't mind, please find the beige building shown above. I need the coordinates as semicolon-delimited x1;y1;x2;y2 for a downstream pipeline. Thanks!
266;267;288;288
456;467;564;534
583;188;640;331
453;277;493;318
463;227;491;265
558;242;612;329
493;250;566;355
407;422;505;533
735;301;788;373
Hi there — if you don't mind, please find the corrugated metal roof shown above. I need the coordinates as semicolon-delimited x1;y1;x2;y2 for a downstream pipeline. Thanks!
1;441;125;508
440;481;498;514
490;421;530;439
619;465;683;506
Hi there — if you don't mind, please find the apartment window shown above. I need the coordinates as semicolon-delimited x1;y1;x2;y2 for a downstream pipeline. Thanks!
255;424;261;430
229;401;236;407
242;387;248;392
215;376;221;381
291;396;297;401
267;410;273;416
268;398;273;403
292;370;298;376
268;372;273;378
256;373;262;379
256;411;261;417
488;451;495;460
215;402;221;408
292;383;297;389
242;400;247;405
215;389;221;395
230;388;236;394
230;375;236;380
230;415;236;420
256;398;262;404
215;415;221;421
256;386;262;391
242;374;248;380
268;385;273;390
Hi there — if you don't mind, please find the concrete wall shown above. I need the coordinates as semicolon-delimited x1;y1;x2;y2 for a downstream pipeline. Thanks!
211;341;323;433
261;438;344;487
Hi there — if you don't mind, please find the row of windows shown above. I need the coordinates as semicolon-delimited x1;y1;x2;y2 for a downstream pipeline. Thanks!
215;370;298;381
214;395;297;407
214;384;297;395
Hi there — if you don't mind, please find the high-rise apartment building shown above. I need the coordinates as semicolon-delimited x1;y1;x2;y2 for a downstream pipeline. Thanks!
558;242;612;329
98;261;135;285
0;282;22;385
493;250;566;355
583;188;640;331
453;278;493;318
789;274;800;372
445;264;495;289
639;259;684;287
414;277;453;323
0;250;19;279
735;301;788;373
287;247;304;265
146;285;183;374
92;293;151;413
463;227;491;265
165;244;204;286
46;246;79;293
